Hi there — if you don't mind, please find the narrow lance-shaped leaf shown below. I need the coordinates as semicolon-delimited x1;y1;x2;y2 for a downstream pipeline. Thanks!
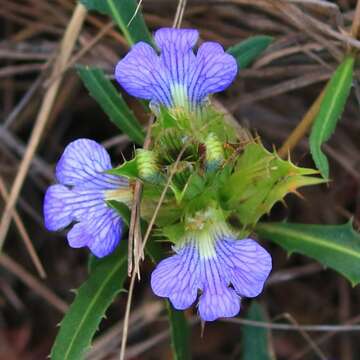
146;241;191;360
310;55;354;178
80;0;152;45
256;221;360;286
166;302;191;360
108;207;191;360
227;35;273;68
242;302;275;360
77;66;145;145
51;245;128;360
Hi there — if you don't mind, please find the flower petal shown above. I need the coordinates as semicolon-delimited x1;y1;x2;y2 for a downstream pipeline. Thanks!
43;184;74;231
154;28;198;52
218;238;272;298
44;184;109;231
68;207;123;258
55;138;124;189
197;256;241;321
189;42;238;103
44;184;123;257
115;42;172;106
155;28;198;88
151;244;200;310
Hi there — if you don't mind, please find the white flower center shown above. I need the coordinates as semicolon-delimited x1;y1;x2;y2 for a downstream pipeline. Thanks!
182;208;233;259
170;83;188;108
105;187;132;206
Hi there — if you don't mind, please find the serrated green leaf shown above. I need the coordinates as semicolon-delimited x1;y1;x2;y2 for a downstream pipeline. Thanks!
242;302;275;360
80;0;152;45
309;55;354;178
77;66;145;145
108;157;139;178
256;221;360;286
51;246;128;360
227;35;273;68
224;143;324;226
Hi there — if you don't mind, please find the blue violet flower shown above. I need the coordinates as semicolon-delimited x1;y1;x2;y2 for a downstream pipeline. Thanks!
115;28;237;110
151;209;272;321
43;28;272;322
43;139;131;258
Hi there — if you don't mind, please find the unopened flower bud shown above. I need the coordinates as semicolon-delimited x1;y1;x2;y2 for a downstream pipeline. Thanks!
205;133;224;171
136;149;162;183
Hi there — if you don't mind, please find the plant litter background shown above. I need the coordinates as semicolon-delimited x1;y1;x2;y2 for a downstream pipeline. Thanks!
0;0;360;359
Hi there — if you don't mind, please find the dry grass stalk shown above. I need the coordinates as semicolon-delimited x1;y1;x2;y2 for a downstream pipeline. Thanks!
0;3;87;251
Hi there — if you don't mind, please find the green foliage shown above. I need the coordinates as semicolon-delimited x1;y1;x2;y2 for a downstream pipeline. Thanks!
107;200;131;226
309;55;354;178
141;129;324;242
223;143;325;228
257;221;360;286
108;157;139;178
166;302;191;360
227;35;273;68
109;149;164;184
80;0;152;45
51;246;128;360
242;302;275;360
77;66;145;145
146;240;191;360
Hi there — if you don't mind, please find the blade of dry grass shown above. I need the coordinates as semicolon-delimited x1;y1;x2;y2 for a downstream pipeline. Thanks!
0;254;68;313
0;3;87;251
278;87;326;157
0;177;46;278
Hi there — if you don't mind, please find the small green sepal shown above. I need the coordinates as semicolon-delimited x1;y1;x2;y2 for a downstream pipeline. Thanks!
205;133;224;172
136;149;164;184
108;157;139;179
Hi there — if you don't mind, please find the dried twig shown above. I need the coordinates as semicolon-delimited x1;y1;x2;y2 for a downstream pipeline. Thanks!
278;86;326;157
173;0;188;28
44;21;116;89
124;318;199;359
231;70;330;109
0;3;87;251
0;254;68;313
87;302;162;360
291;312;360;359
0;177;46;278
351;0;360;39
223;317;360;332
128;118;153;277
272;313;327;360
119;144;189;360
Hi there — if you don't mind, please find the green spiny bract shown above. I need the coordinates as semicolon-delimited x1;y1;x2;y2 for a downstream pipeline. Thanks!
115;104;325;245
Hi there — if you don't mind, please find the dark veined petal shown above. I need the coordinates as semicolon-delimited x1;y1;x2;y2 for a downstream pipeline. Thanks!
150;234;271;322
43;184;75;231
217;238;272;298
151;244;200;310
44;184;123;257
115;42;172;106
44;184;106;230
198;285;240;322
68;207;123;258
44;138;128;257
56;138;125;189
115;28;237;108
155;28;198;88
197;253;240;321
188;42;238;104
155;28;198;52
